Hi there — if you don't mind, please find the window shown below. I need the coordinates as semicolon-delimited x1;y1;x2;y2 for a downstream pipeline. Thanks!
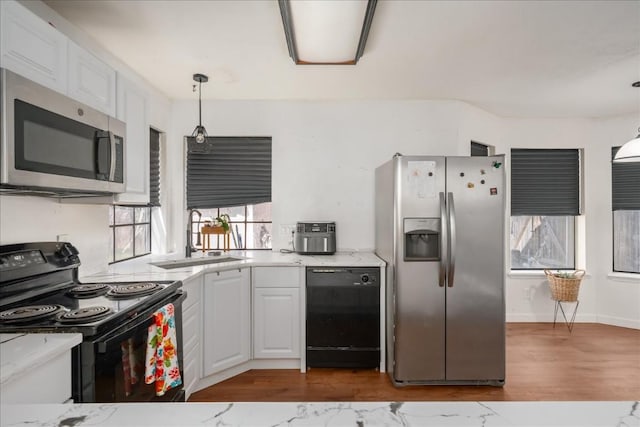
510;149;580;270
470;141;490;156
190;203;272;251
186;136;272;251
149;128;161;207
510;216;575;269
108;128;159;263
611;147;640;274
109;206;151;263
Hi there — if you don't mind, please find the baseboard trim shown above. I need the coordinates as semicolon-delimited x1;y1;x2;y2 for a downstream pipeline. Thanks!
596;315;640;330
506;312;597;323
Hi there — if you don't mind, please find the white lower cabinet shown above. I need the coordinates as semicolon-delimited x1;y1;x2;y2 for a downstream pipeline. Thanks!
253;287;300;358
252;267;301;359
202;269;251;377
181;275;203;400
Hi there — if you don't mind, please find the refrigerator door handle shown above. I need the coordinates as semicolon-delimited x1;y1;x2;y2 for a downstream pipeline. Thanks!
447;192;456;287
439;192;447;287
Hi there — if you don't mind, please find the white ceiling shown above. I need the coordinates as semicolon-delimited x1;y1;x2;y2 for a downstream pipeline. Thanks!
43;0;640;118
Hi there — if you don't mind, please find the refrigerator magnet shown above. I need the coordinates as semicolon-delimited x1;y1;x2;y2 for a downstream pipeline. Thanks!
490;187;498;195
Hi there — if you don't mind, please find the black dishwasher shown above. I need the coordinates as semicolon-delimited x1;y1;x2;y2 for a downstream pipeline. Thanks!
306;267;380;368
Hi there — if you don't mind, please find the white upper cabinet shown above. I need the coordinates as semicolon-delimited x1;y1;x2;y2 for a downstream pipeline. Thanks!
67;41;116;116
115;74;150;204
0;0;67;94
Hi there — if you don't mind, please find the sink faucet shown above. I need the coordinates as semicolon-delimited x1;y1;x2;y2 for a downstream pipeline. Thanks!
186;209;202;257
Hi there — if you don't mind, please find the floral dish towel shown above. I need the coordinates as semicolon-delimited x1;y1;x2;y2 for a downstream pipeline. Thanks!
145;303;182;396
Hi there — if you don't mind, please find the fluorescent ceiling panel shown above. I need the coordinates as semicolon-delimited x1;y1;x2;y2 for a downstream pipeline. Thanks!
289;0;368;64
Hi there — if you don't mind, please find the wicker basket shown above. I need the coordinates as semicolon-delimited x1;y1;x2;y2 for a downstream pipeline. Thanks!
544;269;585;302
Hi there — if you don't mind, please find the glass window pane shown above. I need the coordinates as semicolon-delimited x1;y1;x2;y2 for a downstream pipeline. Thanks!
246;223;272;249
613;210;640;273
109;206;115;225
115;206;134;225
248;203;272;222
135;207;150;224
510;216;574;269
114;226;134;261
135;224;150;256
231;224;245;250
220;206;245;221
196;209;217;226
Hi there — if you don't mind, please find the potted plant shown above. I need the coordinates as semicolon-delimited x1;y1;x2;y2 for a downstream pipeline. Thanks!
215;214;230;232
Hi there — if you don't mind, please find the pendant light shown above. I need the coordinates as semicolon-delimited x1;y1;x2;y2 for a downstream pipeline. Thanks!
614;81;640;163
613;127;640;163
191;73;208;143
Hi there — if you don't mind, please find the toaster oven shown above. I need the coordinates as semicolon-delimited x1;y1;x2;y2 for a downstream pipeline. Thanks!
294;222;336;255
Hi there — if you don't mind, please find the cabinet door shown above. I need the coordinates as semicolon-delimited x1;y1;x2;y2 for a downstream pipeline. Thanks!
0;0;67;94
254;287;300;359
115;74;149;204
202;269;250;376
67;41;116;116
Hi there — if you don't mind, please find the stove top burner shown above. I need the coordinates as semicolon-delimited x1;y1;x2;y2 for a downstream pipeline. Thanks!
58;306;112;324
67;284;111;299
106;282;162;299
0;304;65;324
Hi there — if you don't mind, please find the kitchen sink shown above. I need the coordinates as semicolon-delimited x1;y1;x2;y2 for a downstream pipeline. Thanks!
150;256;244;269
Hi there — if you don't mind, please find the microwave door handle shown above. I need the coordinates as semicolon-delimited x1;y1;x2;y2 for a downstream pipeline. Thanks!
95;131;111;179
108;131;117;181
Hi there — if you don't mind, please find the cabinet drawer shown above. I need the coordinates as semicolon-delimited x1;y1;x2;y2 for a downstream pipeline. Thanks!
252;267;300;288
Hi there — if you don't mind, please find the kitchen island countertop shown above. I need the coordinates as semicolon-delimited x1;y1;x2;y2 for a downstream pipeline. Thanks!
1;401;637;426
0;333;82;386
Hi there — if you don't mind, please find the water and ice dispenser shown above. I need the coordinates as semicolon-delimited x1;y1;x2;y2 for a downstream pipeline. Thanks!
403;218;440;261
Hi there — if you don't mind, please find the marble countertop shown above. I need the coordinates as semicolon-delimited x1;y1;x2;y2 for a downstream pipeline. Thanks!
1;401;637;426
81;250;385;283
0;333;82;385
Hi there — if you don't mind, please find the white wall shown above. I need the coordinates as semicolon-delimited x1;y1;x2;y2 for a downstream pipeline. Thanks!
167;99;468;253
0;196;109;276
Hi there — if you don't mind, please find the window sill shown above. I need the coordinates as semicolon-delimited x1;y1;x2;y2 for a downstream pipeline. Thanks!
509;270;591;279
607;272;640;283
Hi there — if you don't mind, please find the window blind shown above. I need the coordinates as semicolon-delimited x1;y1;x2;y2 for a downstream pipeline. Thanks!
186;136;272;209
612;147;640;210
149;129;160;207
471;141;489;156
511;149;580;216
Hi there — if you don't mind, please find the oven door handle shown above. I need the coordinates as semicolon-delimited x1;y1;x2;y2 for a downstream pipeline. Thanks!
97;291;185;353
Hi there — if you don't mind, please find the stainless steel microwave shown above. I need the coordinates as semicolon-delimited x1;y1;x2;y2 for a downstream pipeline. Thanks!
0;68;125;195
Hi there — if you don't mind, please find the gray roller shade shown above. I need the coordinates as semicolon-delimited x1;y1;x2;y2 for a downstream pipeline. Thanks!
187;136;272;209
471;141;489;156
511;149;580;216
149;129;160;207
612;147;640;210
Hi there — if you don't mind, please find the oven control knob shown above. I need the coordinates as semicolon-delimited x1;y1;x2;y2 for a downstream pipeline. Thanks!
360;274;370;283
57;243;79;260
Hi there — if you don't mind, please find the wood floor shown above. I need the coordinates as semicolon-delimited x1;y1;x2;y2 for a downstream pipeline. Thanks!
189;323;640;402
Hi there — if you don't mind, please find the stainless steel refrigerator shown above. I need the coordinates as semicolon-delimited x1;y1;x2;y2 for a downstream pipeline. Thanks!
375;154;505;386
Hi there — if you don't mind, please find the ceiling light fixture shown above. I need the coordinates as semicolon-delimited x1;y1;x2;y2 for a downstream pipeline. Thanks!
278;0;377;65
614;127;640;163
613;81;640;163
191;73;208;143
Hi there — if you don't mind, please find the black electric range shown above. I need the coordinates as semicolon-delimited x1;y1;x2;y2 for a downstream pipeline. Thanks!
0;241;185;403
